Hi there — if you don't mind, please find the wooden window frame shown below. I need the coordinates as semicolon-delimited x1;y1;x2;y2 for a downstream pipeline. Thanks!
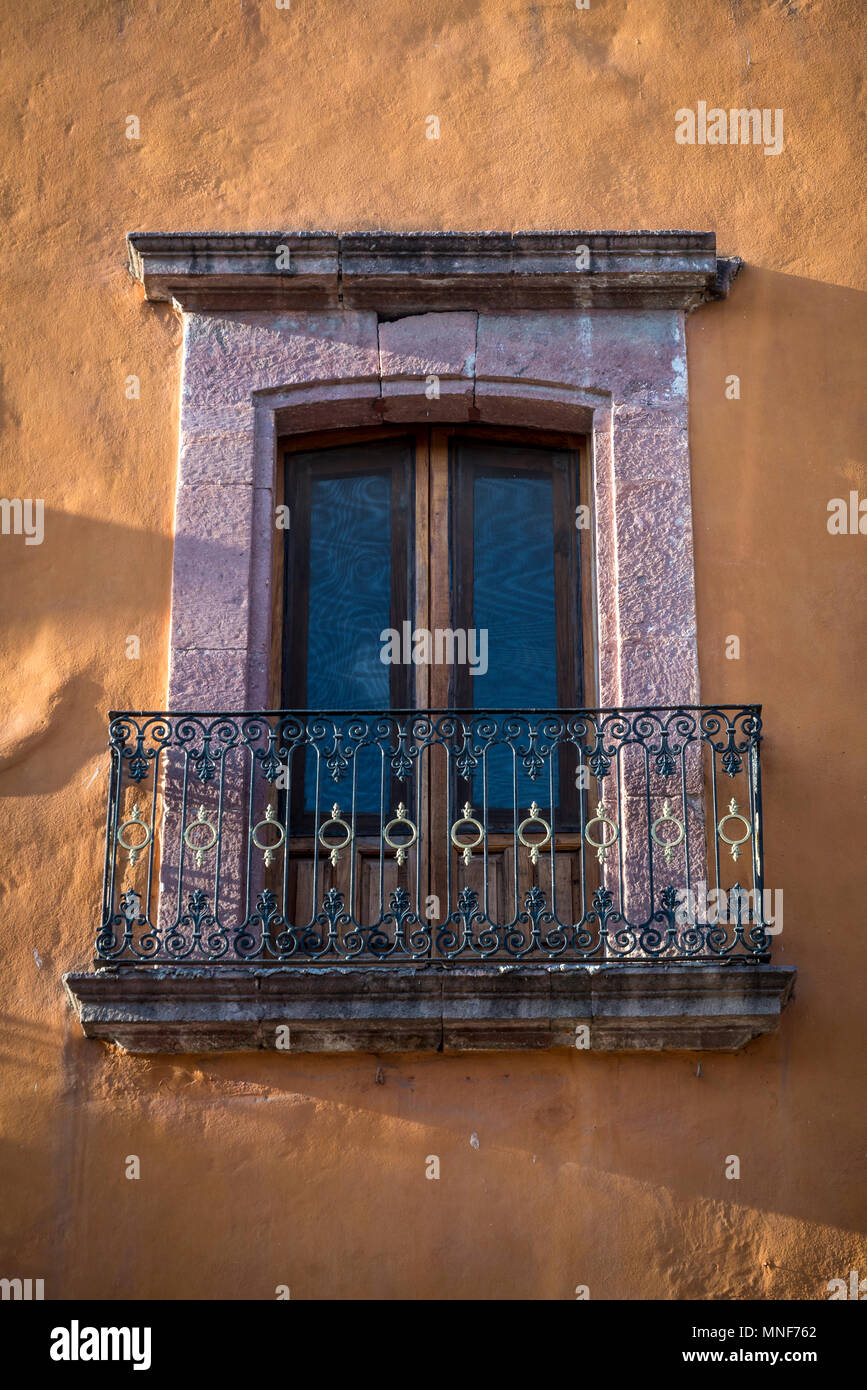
276;423;595;875
275;423;596;715
278;430;416;834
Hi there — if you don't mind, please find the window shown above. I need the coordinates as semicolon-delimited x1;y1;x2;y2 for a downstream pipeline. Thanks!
276;425;594;928
280;427;592;711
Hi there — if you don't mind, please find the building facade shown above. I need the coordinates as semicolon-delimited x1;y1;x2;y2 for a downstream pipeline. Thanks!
1;0;865;1301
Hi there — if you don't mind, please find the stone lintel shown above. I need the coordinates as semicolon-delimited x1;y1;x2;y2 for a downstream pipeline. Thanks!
64;963;795;1054
127;230;739;312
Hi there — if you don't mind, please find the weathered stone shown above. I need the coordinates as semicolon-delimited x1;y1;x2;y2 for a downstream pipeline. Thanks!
247;485;276;672
182;311;380;406
270;382;384;436
613;479;698;641
64;962;795;1054
179;424;257;487
475;309;686;406
473;378;597;433
167;648;265;710
171;485;257;650
378;311;477;380
611;403;691;484
379;390;473;423
616;636;702;707
148;234;726;736
128;232;341;310
129;232;736;313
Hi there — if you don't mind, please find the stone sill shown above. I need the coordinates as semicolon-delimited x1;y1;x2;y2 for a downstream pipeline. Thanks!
127;230;741;312
64;963;795;1054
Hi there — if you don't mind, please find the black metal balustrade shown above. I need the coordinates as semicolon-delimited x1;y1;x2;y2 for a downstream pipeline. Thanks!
98;706;769;965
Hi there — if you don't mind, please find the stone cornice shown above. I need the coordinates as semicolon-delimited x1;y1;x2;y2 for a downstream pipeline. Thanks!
127;230;740;312
64;963;794;1054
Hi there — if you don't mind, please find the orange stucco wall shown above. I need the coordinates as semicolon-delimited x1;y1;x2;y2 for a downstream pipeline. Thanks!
1;0;864;1299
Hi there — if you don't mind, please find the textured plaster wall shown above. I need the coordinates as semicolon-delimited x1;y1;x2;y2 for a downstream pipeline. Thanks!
1;0;864;1299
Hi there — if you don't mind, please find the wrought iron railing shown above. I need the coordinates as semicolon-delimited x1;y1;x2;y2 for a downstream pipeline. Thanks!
98;706;769;965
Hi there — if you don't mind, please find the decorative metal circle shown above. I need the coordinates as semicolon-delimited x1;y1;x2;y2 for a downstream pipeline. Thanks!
517;802;552;866
450;801;485;865
318;803;353;865
650;798;685;866
717;798;752;861
584;801;620;864
117;803;152;866
183;805;219;868
383;803;418;866
252;803;285;867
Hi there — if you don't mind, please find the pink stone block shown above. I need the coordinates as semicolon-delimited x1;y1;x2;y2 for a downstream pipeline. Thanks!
181;403;261;433
179;426;256;486
184;311;380;406
167;648;270;710
248;485;275;662
378;313;477;419
612;404;690;484
252;414;277;491
474;379;596;433
168;648;248;708
379;312;477;381
272;382;383;436
614;480;697;641
475;310;685;405
597;640;622;707
380;384;471;422
617;637;701;708
171;485;255;649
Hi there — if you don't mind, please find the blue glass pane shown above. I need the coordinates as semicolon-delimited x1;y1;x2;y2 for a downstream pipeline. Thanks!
472;473;558;706
305;472;391;812
471;472;559;808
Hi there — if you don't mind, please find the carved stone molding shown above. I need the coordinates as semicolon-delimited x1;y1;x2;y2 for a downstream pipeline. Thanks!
65;963;795;1054
128;230;740;313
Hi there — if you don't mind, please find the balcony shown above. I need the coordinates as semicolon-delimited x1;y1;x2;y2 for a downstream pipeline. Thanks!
64;706;796;1052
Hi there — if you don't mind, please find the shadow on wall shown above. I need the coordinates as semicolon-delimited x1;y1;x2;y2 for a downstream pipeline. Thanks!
0;671;107;795
0;507;177;795
37;1040;866;1301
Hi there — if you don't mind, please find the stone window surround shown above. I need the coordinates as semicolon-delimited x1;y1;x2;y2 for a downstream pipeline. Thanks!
63;231;798;1054
127;230;741;715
